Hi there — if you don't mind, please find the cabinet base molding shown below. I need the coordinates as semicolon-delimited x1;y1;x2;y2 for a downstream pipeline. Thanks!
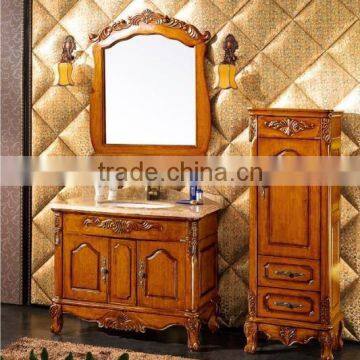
244;319;344;360
52;298;219;351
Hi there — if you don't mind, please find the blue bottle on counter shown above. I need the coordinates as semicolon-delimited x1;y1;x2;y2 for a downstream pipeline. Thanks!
189;172;198;201
190;181;197;200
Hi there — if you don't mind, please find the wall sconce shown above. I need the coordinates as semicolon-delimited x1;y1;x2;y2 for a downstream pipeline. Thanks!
58;35;76;86
217;34;238;90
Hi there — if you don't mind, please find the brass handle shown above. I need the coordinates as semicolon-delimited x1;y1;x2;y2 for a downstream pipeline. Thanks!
260;186;269;198
100;258;108;282
274;270;304;279
275;301;303;310
138;260;146;289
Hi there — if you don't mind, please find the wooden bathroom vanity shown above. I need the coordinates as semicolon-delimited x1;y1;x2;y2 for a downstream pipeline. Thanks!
50;199;220;351
245;109;343;360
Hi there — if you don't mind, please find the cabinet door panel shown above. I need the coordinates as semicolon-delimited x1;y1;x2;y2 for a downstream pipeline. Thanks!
110;239;136;305
138;241;185;310
63;235;108;302
258;139;320;259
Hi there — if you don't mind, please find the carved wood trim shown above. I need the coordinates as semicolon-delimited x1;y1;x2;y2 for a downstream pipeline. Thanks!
54;212;62;246
320;297;331;324
279;327;297;346
98;311;145;333
83;217;163;234
264;118;315;136
249;115;257;142
50;303;63;334
185;316;201;351
321;117;331;144
187;221;199;257
89;9;210;43
248;291;256;318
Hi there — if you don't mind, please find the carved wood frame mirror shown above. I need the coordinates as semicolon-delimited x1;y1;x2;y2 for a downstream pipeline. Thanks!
89;9;211;155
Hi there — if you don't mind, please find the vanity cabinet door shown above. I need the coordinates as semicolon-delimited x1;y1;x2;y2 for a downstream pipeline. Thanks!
109;239;136;305
137;241;186;310
258;138;321;259
63;235;108;302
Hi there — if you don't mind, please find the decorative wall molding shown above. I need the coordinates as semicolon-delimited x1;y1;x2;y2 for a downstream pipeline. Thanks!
83;217;163;234
265;118;315;136
89;9;210;43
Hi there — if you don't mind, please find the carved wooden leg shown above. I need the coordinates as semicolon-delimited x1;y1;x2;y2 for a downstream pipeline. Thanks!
50;303;63;334
208;296;220;333
186;317;201;351
244;321;258;354
333;320;344;351
319;330;334;360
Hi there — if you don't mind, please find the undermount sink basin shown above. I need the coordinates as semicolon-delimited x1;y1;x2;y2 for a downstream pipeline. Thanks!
110;202;175;209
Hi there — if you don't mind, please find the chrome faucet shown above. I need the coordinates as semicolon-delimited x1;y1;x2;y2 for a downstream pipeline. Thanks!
146;184;160;201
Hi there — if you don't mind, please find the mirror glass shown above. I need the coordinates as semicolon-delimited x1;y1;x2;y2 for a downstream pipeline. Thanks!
105;35;196;146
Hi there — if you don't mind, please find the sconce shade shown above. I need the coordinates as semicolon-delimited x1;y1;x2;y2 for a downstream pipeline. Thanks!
58;63;74;86
217;63;237;89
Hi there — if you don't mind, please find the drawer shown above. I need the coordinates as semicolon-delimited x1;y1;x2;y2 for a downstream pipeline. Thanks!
258;116;320;139
258;256;320;291
63;213;188;241
258;287;320;323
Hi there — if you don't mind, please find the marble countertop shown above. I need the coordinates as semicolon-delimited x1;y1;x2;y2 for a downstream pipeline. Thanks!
51;198;221;220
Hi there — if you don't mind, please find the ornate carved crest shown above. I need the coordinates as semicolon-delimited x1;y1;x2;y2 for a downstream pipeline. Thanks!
265;118;315;136
248;291;256;318
249;115;257;142
83;217;163;234
54;212;62;246
98;311;145;333
187;221;199;257
279;327;297;346
222;34;238;65
320;297;331;324
89;9;210;43
321;117;331;144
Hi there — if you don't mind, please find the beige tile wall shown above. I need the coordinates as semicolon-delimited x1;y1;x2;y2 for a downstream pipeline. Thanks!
32;0;360;340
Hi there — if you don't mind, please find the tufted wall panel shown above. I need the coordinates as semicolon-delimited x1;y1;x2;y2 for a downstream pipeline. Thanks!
32;0;360;340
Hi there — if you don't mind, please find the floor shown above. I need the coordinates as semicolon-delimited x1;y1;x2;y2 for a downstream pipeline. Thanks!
1;305;359;359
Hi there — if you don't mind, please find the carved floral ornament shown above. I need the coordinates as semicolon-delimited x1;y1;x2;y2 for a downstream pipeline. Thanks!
83;217;163;234
89;9;211;43
265;118;315;136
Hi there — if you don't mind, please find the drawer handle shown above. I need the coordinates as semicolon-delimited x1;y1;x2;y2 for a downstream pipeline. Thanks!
100;259;108;282
274;301;303;310
274;270;304;279
138;260;146;289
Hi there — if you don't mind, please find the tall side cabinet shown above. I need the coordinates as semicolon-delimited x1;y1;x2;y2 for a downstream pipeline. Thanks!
245;109;343;360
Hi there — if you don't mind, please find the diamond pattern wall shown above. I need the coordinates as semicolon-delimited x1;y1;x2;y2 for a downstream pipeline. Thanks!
32;0;360;340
